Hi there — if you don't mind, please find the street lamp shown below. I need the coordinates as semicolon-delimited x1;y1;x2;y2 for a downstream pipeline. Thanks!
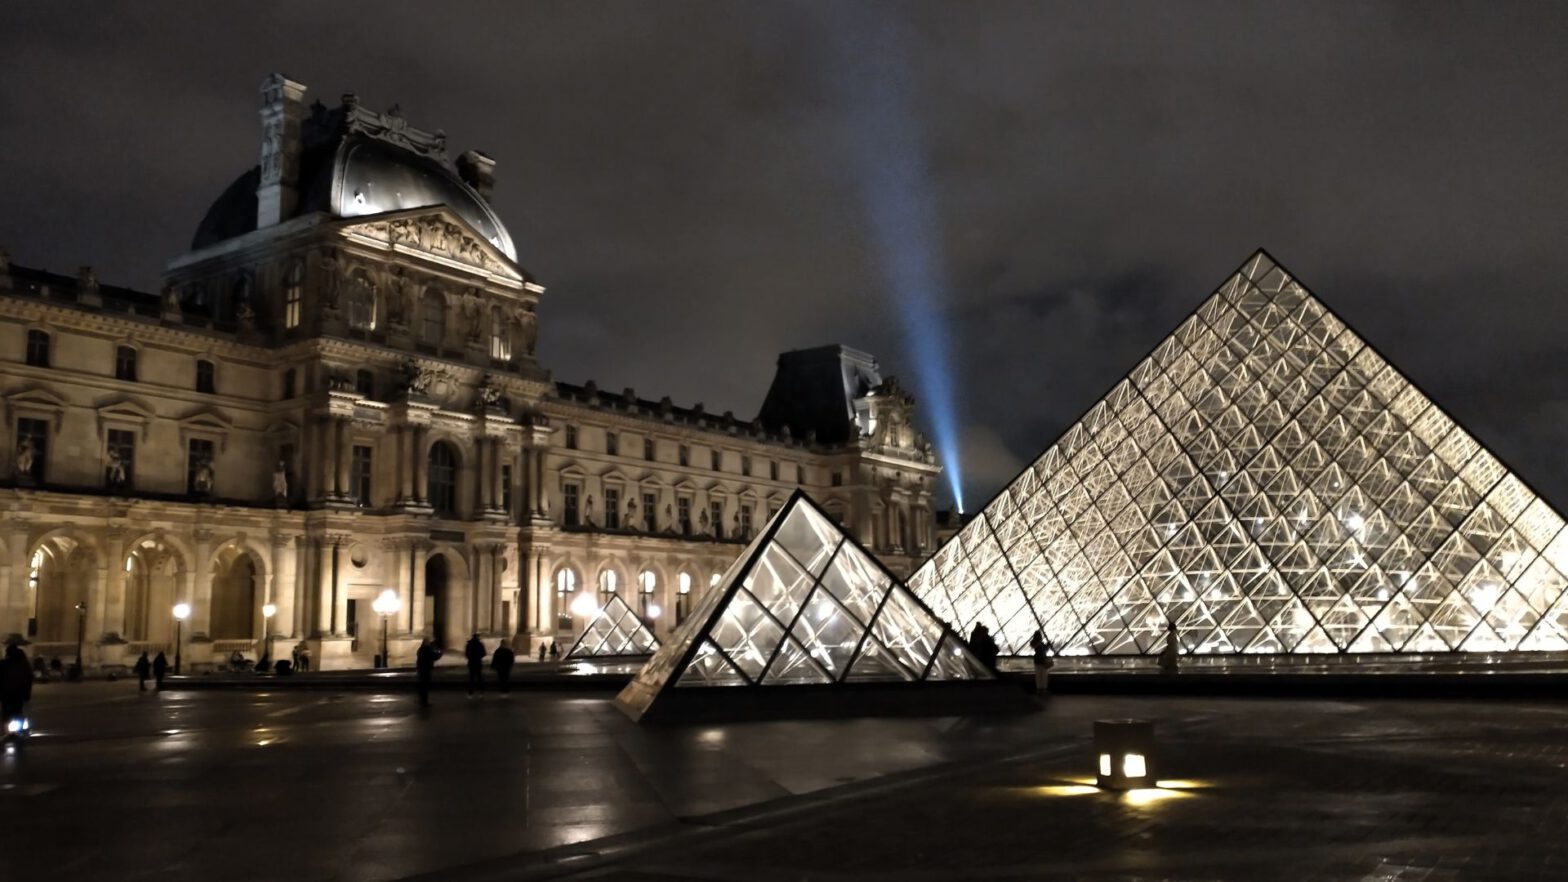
261;603;277;670
569;591;598;618
173;602;191;675
371;589;401;669
73;601;87;680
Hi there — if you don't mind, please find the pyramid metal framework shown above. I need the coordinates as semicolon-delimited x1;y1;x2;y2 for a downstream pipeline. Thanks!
618;490;991;716
565;593;660;659
910;250;1568;658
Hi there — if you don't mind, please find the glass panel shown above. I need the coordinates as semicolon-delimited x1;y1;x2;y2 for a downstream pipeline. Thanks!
789;587;865;680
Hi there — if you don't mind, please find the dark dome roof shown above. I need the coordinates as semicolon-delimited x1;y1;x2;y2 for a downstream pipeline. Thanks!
192;128;515;261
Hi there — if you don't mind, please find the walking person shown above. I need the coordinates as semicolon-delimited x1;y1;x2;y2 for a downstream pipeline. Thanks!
464;633;486;696
133;650;152;692
1159;621;1181;673
297;643;312;673
537;643;547;662
152;650;169;690
491;643;515;694
548;640;560;662
415;639;441;708
1028;629;1055;695
1;643;33;736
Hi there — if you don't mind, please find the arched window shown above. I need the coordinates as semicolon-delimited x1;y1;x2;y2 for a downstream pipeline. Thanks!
555;567;577;629
421;290;445;345
283;261;304;329
347;270;376;330
489;306;511;361
427;441;458;516
677;572;693;623
639;569;657;616
599;569;618;597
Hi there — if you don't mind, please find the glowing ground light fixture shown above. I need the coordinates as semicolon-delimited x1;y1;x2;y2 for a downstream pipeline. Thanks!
172;602;191;675
372;589;401;669
1094;719;1156;790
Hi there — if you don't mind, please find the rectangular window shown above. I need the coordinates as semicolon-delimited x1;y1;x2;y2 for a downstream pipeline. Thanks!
106;428;135;487
710;449;720;470
605;486;621;529
283;369;296;400
644;438;655;462
563;483;580;527
354;370;374;400
677;497;692;536
196;360;216;394
187;438;215;494
679;445;690;467
606;431;618;456
351;445;373;506
741;504;753;536
741;455;752;477
16;417;48;480
831;470;843;487
642;492;657;530
711;500;724;539
769;460;779;481
565;425;577;449
25;330;50;367
501;464;513;513
115;346;138;381
284;281;302;329
490;312;511;361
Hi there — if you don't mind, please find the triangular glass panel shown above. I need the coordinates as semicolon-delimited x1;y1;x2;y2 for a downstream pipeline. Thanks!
565;593;661;659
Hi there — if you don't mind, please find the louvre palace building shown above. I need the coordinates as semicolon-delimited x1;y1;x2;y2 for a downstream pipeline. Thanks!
0;75;942;671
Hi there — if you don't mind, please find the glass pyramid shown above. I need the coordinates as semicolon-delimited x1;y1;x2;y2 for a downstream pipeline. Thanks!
565;593;660;659
910;250;1568;658
618;491;991;719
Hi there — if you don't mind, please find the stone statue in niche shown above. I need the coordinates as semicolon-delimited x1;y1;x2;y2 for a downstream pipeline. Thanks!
272;459;289;500
317;253;342;310
585;495;595;527
161;283;181;315
15;436;35;477
626;500;638;530
515;305;538;356
106;447;127;488
699;508;710;534
461;293;483;344
475;375;505;411
664;504;672;531
193;458;216;495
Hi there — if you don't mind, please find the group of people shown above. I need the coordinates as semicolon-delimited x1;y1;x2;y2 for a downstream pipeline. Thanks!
131;650;170;691
962;619;1183;694
414;633;544;707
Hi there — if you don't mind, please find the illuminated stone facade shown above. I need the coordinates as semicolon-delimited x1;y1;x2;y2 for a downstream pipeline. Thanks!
912;251;1568;660
0;76;940;670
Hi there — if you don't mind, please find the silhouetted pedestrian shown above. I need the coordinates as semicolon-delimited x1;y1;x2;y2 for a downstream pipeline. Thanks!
491;644;515;693
1;644;33;734
152;651;169;689
464;633;486;696
969;624;1000;672
537;643;547;662
133;651;151;692
1028;629;1054;694
297;644;311;673
548;640;560;661
1159;622;1180;673
415;639;441;707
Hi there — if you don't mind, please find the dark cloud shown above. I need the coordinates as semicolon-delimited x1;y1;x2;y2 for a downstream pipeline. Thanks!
3;2;1566;508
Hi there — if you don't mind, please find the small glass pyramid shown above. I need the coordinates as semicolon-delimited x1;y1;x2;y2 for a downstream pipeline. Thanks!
618;491;991;718
910;250;1568;657
565;593;660;659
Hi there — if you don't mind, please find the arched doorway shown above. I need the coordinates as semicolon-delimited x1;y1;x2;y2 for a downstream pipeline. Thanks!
28;536;94;647
123;539;182;645
210;546;259;639
425;554;450;649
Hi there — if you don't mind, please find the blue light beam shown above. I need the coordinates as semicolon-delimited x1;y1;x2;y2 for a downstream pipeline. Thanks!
833;13;965;511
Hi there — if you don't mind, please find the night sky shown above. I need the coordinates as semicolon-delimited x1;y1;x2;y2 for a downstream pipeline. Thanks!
3;2;1566;511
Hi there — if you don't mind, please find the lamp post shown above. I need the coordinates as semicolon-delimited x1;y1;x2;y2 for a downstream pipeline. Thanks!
261;603;277;670
173;602;191;675
73;601;87;680
372;589;401;669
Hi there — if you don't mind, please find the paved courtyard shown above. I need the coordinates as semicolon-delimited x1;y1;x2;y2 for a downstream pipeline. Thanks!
4;680;1567;881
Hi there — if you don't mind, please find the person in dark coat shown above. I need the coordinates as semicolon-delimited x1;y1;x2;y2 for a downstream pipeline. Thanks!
548;640;560;661
152;651;169;689
1028;629;1054;694
969;624;1000;672
133;651;152;692
464;633;486;696
415;639;441;707
491;644;516;694
1;644;34;732
537;643;547;662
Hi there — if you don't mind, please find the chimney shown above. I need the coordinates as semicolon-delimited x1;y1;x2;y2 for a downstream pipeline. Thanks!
256;73;308;228
457;150;496;200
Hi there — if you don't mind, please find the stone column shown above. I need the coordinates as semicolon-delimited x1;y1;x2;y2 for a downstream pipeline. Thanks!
269;532;297;647
315;537;334;637
410;543;427;636
476;438;491;512
413;427;429;503
318;418;335;501
334;417;351;499
398;425;415;503
490;545;504;634
471;544;489;633
330;538;348;636
191;530;213;638
534;551;551;634
291;536;310;637
1;525;28;640
514;543;532;643
100;527;126;640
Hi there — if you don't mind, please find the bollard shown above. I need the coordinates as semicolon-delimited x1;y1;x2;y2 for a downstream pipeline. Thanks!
1094;719;1155;790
